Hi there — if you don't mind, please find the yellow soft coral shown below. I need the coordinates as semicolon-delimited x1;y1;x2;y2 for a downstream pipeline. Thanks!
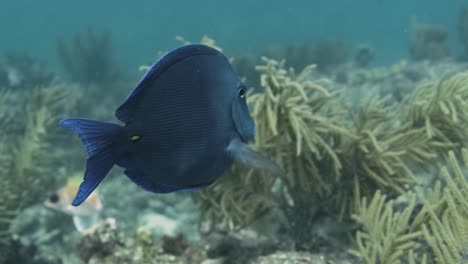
251;57;353;196
0;84;76;260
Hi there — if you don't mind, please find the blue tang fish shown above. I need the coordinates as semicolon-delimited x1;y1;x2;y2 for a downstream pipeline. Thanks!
60;44;280;206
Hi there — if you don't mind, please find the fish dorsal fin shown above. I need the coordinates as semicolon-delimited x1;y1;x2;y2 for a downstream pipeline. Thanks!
115;44;221;123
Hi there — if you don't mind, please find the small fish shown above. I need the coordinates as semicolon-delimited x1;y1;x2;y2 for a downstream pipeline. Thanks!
60;44;280;206
44;176;102;232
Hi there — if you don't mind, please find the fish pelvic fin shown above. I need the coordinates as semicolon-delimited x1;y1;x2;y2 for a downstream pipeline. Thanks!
227;137;283;176
59;118;124;206
72;213;99;233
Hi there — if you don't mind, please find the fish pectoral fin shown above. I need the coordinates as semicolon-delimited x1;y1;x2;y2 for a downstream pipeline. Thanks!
227;138;283;175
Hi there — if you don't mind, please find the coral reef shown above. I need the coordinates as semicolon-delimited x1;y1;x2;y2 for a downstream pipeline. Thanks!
10;29;468;262
409;22;450;61
57;28;120;86
70;52;468;263
0;83;77;262
192;49;468;255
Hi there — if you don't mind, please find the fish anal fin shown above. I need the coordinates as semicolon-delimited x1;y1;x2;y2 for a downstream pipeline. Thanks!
124;169;213;193
72;213;99;233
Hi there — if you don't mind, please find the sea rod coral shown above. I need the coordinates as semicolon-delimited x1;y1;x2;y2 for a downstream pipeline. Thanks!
351;150;468;263
57;28;120;86
193;55;468;255
0;84;76;262
193;57;356;249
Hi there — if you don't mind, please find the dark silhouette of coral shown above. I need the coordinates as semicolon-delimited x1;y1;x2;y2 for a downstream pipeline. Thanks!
57;28;120;86
0;52;54;89
264;40;348;73
231;53;261;89
410;23;450;61
313;40;348;73
458;7;468;60
354;44;375;68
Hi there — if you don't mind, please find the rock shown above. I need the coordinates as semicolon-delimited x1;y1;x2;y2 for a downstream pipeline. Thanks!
250;251;355;264
75;218;125;262
139;213;178;236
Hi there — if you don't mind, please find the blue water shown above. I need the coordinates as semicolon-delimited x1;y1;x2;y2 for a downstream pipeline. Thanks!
0;0;465;72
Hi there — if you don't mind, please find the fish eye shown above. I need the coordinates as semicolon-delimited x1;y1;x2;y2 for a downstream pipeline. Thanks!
49;193;60;203
238;87;246;99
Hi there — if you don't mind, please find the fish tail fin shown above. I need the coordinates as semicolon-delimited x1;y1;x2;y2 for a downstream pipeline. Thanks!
59;118;124;206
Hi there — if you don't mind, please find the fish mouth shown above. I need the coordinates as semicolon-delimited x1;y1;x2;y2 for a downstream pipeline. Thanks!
241;123;256;143
237;128;254;144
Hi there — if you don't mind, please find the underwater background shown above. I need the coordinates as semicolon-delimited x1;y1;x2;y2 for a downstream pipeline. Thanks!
2;0;468;263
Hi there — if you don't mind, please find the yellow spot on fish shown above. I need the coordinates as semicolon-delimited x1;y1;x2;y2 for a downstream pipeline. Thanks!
131;135;141;141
